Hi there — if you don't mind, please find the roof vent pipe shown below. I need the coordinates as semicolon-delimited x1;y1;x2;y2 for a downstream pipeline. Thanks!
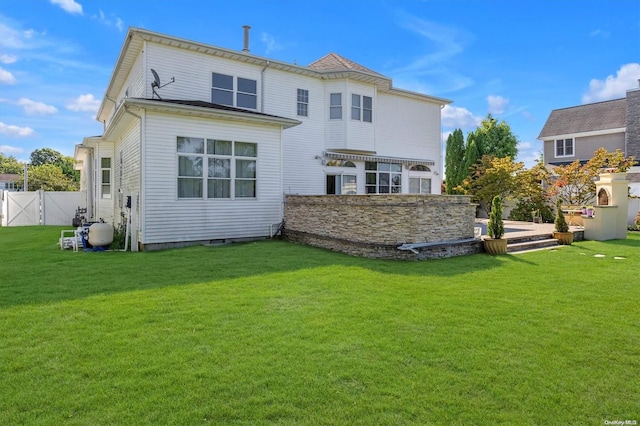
242;25;251;53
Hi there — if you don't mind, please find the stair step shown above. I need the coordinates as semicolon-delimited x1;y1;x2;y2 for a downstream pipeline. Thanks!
507;238;560;253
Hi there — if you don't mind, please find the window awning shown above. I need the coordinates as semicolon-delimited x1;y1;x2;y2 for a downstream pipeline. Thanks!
324;151;435;167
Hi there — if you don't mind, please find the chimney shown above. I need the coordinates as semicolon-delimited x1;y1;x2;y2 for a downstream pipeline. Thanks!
242;25;251;53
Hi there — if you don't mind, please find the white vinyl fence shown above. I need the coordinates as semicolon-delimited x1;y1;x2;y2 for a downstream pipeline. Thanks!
1;190;82;227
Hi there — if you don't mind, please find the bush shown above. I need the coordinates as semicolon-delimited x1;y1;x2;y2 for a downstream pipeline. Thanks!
554;200;569;233
629;211;640;231
109;223;127;250
509;199;554;223
488;195;505;239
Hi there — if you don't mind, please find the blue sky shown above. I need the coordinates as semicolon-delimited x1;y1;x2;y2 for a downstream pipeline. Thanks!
1;0;639;168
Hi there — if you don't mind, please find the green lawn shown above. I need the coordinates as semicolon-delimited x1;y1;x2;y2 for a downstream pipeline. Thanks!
1;226;638;425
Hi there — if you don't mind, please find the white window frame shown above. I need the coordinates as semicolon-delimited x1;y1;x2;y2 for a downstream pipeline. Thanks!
409;177;432;194
555;138;574;157
326;173;357;195
365;162;402;194
330;93;342;120
100;157;112;199
211;72;257;110
351;94;373;122
177;137;257;200
297;89;309;117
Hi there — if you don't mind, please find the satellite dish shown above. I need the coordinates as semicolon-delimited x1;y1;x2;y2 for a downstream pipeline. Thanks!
151;69;161;88
149;68;175;100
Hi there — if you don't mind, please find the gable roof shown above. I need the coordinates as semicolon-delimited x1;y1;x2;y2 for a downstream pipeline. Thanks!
307;53;384;77
538;98;626;139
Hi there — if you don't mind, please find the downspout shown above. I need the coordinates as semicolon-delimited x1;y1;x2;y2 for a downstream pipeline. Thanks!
261;60;270;113
103;95;117;133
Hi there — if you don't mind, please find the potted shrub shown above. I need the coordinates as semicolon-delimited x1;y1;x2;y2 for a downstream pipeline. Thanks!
484;195;508;254
553;199;573;245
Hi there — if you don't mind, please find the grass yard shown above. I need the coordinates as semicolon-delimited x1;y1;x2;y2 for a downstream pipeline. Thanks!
1;226;638;425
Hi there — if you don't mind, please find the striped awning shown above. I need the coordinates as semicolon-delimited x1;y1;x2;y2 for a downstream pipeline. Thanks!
324;151;435;166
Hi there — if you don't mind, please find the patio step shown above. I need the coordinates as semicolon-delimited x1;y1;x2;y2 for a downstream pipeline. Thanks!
507;235;560;253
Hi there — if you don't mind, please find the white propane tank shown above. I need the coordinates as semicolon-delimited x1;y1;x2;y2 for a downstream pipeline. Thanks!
88;222;114;247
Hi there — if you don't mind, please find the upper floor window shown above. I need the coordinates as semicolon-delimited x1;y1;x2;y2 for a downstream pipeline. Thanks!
365;162;401;194
330;93;342;120
297;89;309;117
351;94;372;122
101;157;112;199
555;138;574;157
177;136;257;199
211;73;257;109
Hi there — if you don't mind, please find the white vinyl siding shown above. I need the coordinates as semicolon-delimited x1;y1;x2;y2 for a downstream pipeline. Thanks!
140;112;282;245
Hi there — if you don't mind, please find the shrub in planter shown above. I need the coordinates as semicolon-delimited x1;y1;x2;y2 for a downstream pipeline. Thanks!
484;195;507;254
553;200;573;245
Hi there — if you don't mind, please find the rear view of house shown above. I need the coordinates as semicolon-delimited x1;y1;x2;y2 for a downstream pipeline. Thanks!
75;27;451;250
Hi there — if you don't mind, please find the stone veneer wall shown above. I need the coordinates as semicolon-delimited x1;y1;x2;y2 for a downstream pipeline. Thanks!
282;194;481;260
627;89;640;160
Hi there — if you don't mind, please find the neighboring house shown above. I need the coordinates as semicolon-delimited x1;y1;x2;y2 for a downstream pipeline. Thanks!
538;86;640;196
0;174;20;192
75;27;451;250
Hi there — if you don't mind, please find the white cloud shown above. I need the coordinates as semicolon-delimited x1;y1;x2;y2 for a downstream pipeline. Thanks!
67;94;100;113
261;33;282;55
17;98;58;116
517;141;532;150
0;145;24;154
442;105;482;129
582;63;640;103
0;122;35;137
390;11;474;93
50;0;83;15
92;10;124;32
0;66;16;84
0;54;17;64
487;95;509;114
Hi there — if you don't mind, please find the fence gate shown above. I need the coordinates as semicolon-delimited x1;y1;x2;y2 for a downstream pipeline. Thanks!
1;190;82;227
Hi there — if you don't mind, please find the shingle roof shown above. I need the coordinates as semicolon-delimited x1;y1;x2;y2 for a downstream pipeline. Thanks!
307;52;383;76
142;98;291;119
538;98;627;138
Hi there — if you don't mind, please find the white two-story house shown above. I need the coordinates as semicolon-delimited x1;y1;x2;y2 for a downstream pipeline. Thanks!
75;27;451;250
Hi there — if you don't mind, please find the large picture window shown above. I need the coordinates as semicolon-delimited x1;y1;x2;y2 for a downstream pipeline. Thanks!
212;73;257;109
177;137;257;199
365;162;401;194
555;138;574;157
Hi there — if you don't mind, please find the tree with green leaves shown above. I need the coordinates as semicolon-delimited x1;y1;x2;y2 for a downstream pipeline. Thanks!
509;158;553;222
547;148;635;206
30;148;64;167
21;164;79;191
459;155;524;215
471;114;519;159
444;129;465;194
0;153;23;174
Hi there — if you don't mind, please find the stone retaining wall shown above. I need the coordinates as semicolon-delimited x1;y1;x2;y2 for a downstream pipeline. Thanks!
282;194;480;260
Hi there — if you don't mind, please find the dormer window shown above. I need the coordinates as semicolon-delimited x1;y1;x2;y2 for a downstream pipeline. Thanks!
212;73;257;109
